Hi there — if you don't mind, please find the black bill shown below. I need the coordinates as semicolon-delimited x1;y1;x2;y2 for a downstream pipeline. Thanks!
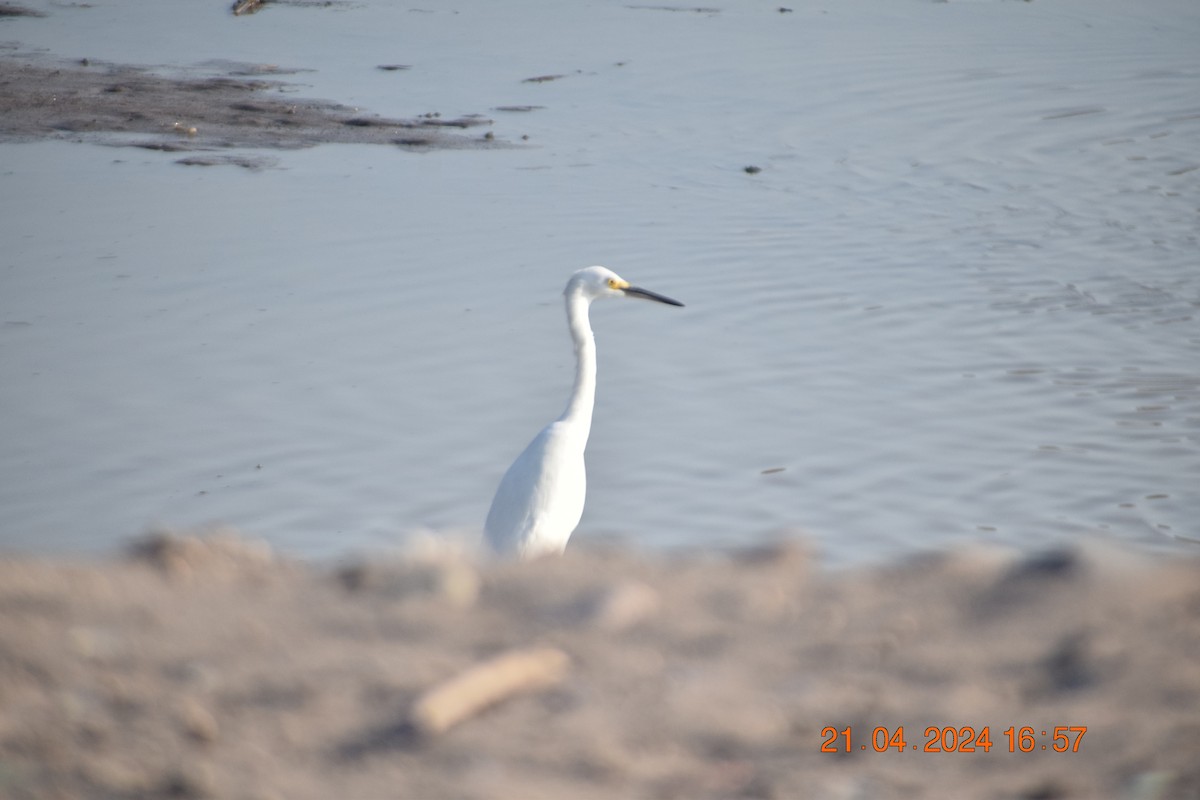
624;285;684;307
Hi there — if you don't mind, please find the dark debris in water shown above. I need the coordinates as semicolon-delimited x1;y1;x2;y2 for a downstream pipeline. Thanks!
176;154;281;171
626;5;721;12
232;0;352;16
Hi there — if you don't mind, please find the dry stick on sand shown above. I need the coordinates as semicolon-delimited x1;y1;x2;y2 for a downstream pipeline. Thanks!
408;646;570;736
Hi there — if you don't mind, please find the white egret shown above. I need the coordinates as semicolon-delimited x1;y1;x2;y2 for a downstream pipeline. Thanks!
484;266;683;560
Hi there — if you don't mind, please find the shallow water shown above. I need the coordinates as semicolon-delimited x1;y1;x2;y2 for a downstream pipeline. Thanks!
1;0;1197;563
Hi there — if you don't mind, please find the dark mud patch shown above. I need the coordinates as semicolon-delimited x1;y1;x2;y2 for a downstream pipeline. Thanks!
0;55;504;153
0;3;45;17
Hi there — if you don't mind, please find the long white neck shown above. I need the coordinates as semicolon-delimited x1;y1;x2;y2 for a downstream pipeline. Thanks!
558;289;596;441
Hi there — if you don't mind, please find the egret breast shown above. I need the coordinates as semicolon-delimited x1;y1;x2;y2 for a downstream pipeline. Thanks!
484;421;587;558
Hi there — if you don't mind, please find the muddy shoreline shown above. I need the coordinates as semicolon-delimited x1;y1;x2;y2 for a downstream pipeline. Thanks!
1;531;1197;799
0;54;503;161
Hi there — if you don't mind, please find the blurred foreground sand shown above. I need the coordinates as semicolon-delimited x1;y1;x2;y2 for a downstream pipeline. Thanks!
1;531;1197;800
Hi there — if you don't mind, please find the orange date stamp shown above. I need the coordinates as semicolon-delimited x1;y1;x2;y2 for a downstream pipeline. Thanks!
820;725;1087;753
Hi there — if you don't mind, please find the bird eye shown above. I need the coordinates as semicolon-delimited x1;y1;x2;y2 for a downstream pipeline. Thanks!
607;278;618;289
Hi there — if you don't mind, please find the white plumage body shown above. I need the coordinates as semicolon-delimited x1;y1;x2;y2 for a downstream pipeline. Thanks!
484;420;587;558
483;266;682;560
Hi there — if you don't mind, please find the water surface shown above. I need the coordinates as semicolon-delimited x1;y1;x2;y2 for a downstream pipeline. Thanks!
2;0;1197;563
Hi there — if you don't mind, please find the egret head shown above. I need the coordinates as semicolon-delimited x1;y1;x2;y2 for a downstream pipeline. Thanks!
567;266;684;307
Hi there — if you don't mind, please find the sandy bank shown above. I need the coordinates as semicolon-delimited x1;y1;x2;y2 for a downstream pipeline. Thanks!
1;531;1197;799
